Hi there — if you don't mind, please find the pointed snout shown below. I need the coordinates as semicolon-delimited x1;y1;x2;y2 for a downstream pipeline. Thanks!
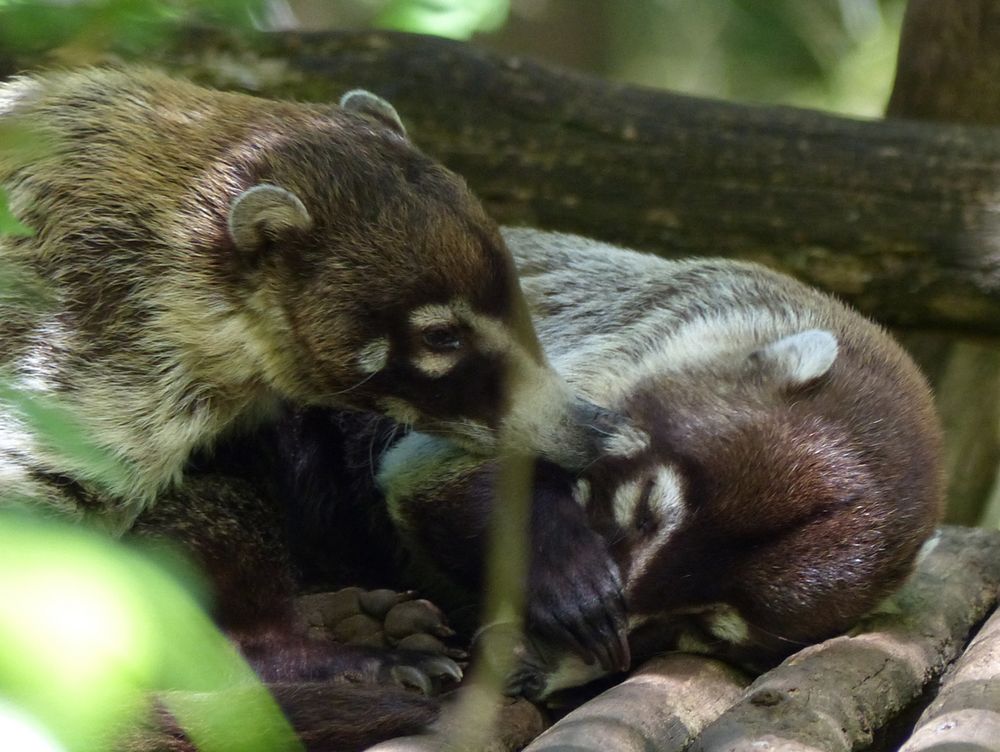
499;381;649;471
563;397;650;468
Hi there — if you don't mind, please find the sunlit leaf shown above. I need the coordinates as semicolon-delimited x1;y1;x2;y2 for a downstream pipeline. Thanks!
377;0;509;40
0;189;34;238
0;513;300;752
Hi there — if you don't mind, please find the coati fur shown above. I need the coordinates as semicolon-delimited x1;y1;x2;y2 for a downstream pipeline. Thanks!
371;228;945;698
0;68;629;536
0;70;635;750
130;228;944;744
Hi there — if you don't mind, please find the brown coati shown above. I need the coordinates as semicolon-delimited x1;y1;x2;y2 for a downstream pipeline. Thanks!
0;70;631;750
0;68;633;535
360;227;944;698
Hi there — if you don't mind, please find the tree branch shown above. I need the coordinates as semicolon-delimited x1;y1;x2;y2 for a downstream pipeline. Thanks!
5;30;1000;332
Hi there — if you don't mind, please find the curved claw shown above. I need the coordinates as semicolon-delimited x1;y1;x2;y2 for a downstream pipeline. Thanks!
390;665;433;695
418;654;464;685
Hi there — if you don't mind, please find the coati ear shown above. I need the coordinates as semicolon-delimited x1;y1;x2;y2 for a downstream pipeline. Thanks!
339;89;407;139
228;184;312;253
749;329;838;389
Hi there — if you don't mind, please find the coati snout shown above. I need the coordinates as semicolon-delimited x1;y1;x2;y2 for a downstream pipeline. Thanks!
372;228;943;701
0;69;625;529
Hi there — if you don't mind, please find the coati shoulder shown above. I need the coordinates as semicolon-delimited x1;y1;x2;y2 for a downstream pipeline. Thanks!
0;69;627;532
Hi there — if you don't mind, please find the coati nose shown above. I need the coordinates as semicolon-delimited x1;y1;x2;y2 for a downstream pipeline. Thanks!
570;398;650;461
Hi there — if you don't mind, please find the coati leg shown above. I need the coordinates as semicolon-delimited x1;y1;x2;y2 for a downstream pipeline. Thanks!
381;444;630;689
128;474;460;749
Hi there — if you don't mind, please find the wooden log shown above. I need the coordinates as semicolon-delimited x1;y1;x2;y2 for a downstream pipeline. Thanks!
522;655;748;752
899;605;1000;752
683;526;1000;752
6;30;1000;334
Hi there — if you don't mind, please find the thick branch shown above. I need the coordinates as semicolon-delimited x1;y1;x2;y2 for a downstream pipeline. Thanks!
900;605;1000;751
137;30;1000;334
6;30;1000;332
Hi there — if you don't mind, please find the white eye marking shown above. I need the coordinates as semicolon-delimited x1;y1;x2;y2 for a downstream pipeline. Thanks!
620;466;687;584
357;337;389;374
411;350;460;378
612;465;684;530
409;303;458;330
612;476;645;527
572;478;591;507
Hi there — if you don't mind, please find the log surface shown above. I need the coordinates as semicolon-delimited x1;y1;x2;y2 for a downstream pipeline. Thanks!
5;30;1000;333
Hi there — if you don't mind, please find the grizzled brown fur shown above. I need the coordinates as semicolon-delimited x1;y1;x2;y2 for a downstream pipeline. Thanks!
0;68;616;535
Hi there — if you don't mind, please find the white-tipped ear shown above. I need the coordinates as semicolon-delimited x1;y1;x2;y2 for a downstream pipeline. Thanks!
339;89;407;138
228;184;312;253
750;329;838;388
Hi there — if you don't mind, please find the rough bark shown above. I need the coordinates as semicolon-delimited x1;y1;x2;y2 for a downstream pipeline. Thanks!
523;655;748;752
899;605;1000;752
5;29;1000;334
888;0;1000;124
886;0;1000;527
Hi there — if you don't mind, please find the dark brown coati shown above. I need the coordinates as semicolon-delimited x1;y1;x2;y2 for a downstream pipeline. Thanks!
0;68;634;535
362;227;945;698
129;227;943;744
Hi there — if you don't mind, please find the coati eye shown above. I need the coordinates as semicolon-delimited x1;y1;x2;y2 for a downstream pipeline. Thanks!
421;325;463;353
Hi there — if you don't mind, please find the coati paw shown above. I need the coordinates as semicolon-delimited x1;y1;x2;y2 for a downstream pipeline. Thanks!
294;587;465;659
526;534;630;674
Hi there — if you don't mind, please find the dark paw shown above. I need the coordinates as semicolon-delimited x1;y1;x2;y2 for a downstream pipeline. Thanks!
526;531;630;673
525;462;631;674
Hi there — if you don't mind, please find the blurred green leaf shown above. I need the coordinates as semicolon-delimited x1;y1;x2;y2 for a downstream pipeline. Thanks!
0;512;300;752
0;189;33;237
0;0;265;56
377;0;509;40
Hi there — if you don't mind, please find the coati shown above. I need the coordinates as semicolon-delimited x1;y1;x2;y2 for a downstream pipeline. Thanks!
0;70;633;749
0;68;633;535
355;228;943;698
130;228;943;746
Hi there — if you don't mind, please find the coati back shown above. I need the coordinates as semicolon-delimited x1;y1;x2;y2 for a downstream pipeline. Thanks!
377;227;945;698
0;69;629;533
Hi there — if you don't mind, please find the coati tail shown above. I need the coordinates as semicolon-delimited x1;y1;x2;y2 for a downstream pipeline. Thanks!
119;683;438;752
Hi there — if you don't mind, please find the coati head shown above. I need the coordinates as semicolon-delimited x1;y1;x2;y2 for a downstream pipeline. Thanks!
0;70;634;475
219;89;631;469
375;231;944;702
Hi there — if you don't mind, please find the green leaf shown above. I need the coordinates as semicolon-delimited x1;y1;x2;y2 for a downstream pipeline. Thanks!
0;188;33;238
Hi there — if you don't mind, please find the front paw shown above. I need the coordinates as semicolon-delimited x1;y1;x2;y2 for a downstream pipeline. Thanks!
294;587;465;660
526;532;630;674
359;647;464;696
